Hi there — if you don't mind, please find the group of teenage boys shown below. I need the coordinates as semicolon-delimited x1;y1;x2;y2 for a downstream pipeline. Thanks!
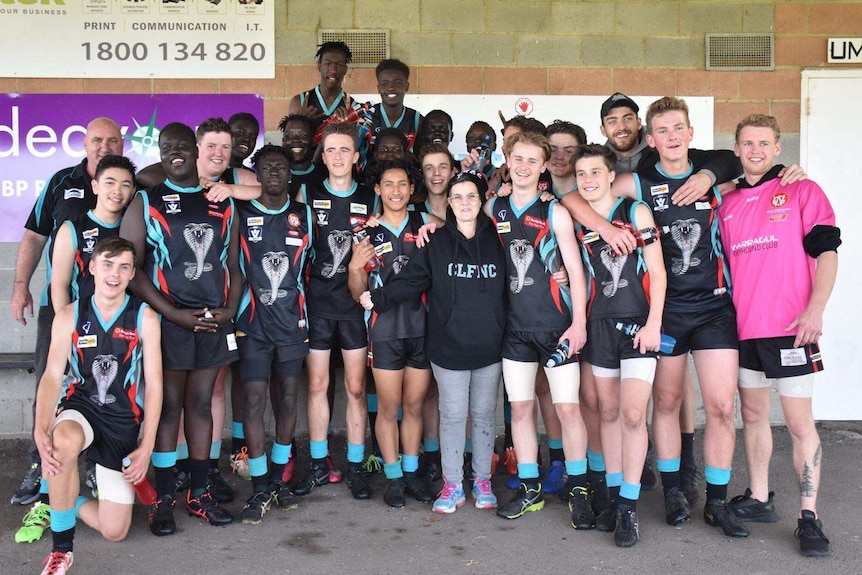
9;40;838;574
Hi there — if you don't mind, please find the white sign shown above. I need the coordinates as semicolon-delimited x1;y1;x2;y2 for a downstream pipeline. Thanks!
827;38;862;63
0;0;274;79
355;94;715;165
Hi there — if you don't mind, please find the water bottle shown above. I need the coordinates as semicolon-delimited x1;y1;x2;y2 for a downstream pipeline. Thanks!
614;322;676;354
352;227;379;272
546;340;570;368
474;134;491;174
122;456;157;505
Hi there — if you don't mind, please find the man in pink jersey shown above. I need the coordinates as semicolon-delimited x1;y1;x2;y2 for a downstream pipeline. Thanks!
717;114;839;558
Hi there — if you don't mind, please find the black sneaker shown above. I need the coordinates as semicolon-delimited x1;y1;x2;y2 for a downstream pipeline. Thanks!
728;488;778;523
85;463;98;499
11;463;41;505
404;472;434;503
595;501;617;532
345;462;372;500
680;464;701;506
704;500;750;537
207;467;234;503
270;480;298;511
614;507;639;548
664;487;691;526
240;490;273;525
173;468;190;493
795;510;830;557
186;490;233;525
293;459;329;496
641;454;659;491
568;486;596;530
417;453;442;486
148;494;176;536
496;483;544;519
383;477;407;508
588;477;610;516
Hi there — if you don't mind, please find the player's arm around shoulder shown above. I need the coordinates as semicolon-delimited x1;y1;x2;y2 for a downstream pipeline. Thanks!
634;202;666;353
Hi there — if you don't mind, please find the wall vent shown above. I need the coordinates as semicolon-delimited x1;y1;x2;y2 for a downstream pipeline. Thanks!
706;33;774;71
318;29;390;68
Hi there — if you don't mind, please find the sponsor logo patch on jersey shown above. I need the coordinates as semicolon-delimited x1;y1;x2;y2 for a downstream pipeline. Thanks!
247;217;264;226
162;194;180;202
350;203;368;215
538;181;550;193
650;184;669;196
653;194;669;212
313;199;331;210
375;241;393;256
695;201;711;210
77;335;97;348
82;228;99;239
769;214;787;222
404;232;416;243
316;211;329;226
64;188;85;200
81;321;92;334
288;213;301;227
112;327;137;341
285;237;304;247
165;202;181;214
496;222;511;234
349;215;368;228
248;226;263;243
580;231;600;244
524;215;546;230
208;210;225;219
497;209;508;221
771;192;788;208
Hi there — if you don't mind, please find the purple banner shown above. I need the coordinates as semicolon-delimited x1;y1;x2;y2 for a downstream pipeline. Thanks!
0;93;264;242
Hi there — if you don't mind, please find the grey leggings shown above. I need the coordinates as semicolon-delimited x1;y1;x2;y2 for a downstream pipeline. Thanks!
431;362;501;484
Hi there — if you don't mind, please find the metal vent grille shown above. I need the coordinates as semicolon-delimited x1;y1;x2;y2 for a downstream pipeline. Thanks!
706;34;774;70
318;29;390;68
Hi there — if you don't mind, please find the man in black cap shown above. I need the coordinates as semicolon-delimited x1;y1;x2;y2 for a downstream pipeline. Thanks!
600;93;650;175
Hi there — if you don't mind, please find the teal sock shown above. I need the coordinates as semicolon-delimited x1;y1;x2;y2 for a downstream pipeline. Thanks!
272;442;291;465
587;449;606;472
347;442;365;464
402;454;419;473
310;440;328;460
423;437;440;452
383;461;403;479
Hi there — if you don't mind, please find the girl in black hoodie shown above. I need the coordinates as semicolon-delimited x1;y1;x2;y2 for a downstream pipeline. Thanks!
359;172;506;514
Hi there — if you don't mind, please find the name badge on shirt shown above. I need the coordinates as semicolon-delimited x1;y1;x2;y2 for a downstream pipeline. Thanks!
780;348;807;367
496;222;511;234
77;335;97;348
350;203;368;215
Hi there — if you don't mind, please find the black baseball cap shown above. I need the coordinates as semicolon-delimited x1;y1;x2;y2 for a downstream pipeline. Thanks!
601;93;639;120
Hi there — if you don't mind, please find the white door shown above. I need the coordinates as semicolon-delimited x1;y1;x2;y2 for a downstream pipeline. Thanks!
801;69;862;420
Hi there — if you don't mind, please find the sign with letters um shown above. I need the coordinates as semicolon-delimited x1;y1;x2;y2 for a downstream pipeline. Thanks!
0;0;274;79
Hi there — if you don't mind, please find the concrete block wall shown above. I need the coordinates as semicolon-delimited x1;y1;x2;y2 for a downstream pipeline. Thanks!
2;0;860;436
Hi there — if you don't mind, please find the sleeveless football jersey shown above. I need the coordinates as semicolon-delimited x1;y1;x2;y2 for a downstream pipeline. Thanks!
61;210;121;304
299;87;356;144
303;180;378;319
365;210;428;341
290;163;328;202
236;198;312;346
577;198;651;320
635;161;730;312
491;195;571;332
139;181;235;310
367;106;422;152
62;295;148;431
